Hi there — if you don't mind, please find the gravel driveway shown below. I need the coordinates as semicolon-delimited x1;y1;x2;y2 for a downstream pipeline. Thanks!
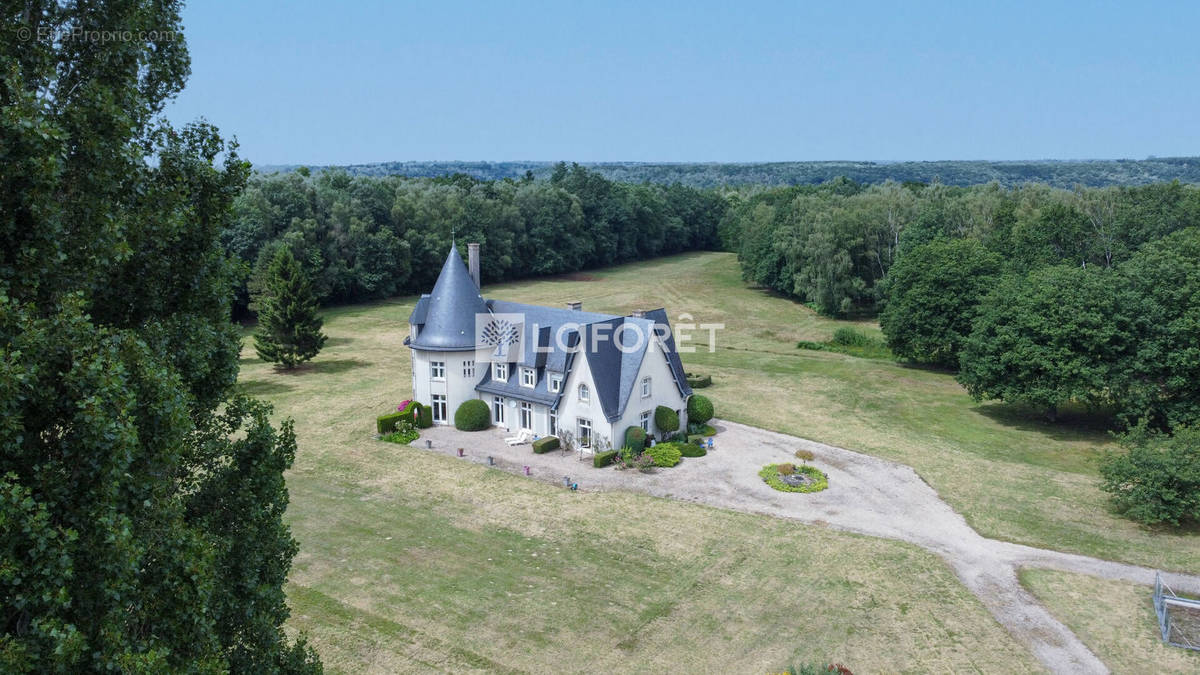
419;419;1200;674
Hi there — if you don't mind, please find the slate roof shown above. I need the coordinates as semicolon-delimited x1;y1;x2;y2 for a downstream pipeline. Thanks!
407;243;489;351
407;247;693;422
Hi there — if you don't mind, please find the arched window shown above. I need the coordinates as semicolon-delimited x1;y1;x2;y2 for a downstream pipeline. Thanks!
578;383;590;403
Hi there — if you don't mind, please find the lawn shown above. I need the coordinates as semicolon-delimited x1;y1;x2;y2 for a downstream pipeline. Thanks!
1020;569;1200;674
239;250;1198;671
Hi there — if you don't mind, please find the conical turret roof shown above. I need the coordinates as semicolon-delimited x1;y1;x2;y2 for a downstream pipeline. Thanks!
408;243;489;351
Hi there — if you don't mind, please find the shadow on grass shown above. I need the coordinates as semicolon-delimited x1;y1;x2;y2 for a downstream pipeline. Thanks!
237;379;296;397
324;336;356;348
277;358;372;376
973;401;1118;442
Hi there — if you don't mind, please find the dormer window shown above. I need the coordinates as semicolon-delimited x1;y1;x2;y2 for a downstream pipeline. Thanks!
549;375;562;393
578;383;590;403
520;367;536;388
493;362;508;382
641;376;651;398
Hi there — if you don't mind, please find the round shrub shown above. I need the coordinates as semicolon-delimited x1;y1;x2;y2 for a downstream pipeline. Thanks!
454;399;491;431
679;443;706;458
687;394;714;424
624;426;646;453
654;405;679;434
777;463;795;476
759;464;828;493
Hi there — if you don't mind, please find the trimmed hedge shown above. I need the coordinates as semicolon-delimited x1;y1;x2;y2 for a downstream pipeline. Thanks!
644;443;682;468
624;426;646;453
759;463;828;493
679;442;707;458
532;436;560;454
687;394;714;424
454;399;491;431
376;411;407;434
654;405;679;434
687;434;706;446
593;449;618;468
415;402;432;428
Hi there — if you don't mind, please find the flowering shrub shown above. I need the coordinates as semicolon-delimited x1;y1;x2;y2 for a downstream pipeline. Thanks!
397;399;412;412
382;420;419;445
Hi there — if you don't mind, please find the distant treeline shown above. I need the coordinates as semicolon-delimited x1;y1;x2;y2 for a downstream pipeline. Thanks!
258;157;1200;189
730;178;1200;427
226;163;724;314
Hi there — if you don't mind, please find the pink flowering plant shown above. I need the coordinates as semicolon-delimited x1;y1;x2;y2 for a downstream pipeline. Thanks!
397;399;412;412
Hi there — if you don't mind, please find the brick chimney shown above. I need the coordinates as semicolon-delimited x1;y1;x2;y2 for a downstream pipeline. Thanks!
567;300;582;311
467;242;480;289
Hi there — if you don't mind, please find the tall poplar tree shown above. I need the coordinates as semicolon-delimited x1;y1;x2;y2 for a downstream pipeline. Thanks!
1;2;320;671
254;248;327;368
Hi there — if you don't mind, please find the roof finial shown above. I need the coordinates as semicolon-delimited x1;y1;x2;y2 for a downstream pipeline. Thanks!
451;227;456;247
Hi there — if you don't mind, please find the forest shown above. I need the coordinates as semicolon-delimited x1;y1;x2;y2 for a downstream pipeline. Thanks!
257;157;1200;189
226;163;725;314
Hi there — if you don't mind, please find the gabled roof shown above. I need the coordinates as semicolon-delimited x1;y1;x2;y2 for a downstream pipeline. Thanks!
645;308;693;400
407;243;489;351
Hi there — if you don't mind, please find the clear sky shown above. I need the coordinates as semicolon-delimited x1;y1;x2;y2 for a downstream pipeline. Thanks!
164;0;1200;165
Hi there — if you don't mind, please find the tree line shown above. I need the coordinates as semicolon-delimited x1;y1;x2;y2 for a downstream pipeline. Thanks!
227;163;726;315
259;157;1200;189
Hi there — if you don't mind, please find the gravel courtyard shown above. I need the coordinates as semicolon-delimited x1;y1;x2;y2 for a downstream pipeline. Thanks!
417;419;1200;674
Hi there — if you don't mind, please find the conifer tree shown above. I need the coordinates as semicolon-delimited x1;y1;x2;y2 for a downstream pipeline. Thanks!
254;248;328;368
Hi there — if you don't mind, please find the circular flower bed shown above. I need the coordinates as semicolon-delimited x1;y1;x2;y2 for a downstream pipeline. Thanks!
759;463;828;493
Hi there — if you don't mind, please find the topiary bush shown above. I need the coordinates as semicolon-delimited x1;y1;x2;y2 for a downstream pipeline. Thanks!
376;411;406;434
654;406;679;436
687;394;714;424
644;443;682;468
679;442;706;458
795;449;815;462
415;402;432;428
760;464;828;493
687;434;706;446
593;449;618;468
777;463;796;476
532;436;560;454
624;426;646;453
454;399;491;431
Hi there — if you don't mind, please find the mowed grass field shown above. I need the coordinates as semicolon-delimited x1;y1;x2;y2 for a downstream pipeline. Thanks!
1020;570;1200;673
239;251;1197;672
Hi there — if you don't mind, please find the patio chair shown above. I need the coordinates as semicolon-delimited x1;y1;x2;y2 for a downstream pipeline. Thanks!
505;429;532;446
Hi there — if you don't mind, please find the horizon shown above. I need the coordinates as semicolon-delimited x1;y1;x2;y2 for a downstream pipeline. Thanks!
166;1;1200;166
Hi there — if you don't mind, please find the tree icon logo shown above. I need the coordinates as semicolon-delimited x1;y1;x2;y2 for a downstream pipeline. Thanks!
475;313;524;362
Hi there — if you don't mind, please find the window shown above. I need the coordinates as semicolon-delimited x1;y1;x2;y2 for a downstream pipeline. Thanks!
549;410;558;436
493;362;508;381
519;402;532;430
641;376;651;398
430;361;445;380
640;410;651;432
578;383;590;403
549;375;562;393
493;396;506;425
463;360;475;378
521;367;536;388
577;418;592;447
431;394;447;423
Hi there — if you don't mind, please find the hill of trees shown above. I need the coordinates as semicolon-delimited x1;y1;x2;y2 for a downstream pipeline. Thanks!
258;157;1200;189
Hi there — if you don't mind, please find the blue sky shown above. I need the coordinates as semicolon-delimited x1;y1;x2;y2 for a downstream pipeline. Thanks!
165;1;1200;165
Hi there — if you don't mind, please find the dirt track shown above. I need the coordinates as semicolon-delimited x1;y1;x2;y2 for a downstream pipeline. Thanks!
421;420;1200;674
